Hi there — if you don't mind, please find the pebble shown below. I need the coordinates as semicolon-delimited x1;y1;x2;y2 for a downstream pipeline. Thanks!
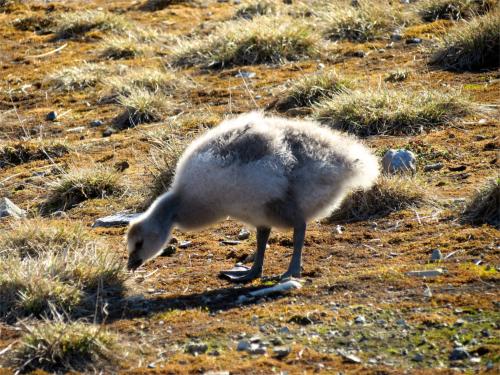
248;343;266;355
382;149;416;174
354;315;366;325
237;228;250;240
46;111;58;121
481;329;491;337
273;346;291;359
454;318;466;327
92;212;141;228
66;126;85;133
412;353;424;362
407;269;444;278
160;245;176;257
235;71;256;79
102;127;116;137
424;162;444;172
406;37;422;44
338;350;362;364
449;347;470;361
390;33;402;41
237;340;251;351
179;240;192;249
0;197;26;219
221;240;241;245
90;120;103;127
430;249;443;262
185;342;208;355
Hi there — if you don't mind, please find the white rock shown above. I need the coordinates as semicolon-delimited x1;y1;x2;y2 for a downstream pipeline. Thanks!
0;197;26;219
92;212;141;227
407;269;444;278
382;149;416;174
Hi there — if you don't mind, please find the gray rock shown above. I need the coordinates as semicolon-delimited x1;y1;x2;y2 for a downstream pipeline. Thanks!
237;228;250;240
221;240;241;245
407;269;444;278
185;342;208;355
449;347;470;361
46;111;58;121
237;340;251;351
273;346;291;359
179;240;192;249
338;350;362;364
430;249;443;262
382;149;416;174
412;353;424;362
248;343;266;355
406;37;422;44
102;127;116;137
92;212;141;228
235;71;256;79
391;33;403;41
354;315;366;325
90;120;103;127
424;162;444;172
0;197;26;219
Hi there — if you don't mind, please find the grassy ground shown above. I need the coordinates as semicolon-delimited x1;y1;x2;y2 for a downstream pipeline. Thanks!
0;0;498;374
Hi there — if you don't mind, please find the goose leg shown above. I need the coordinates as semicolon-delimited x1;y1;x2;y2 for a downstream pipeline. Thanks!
220;227;271;282
281;222;306;279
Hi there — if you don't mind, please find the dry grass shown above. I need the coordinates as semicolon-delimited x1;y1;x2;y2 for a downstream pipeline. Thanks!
275;71;350;111
41;166;124;214
100;35;150;60
235;0;277;19
11;318;118;373
430;12;499;70
461;177;499;227
140;0;192;11
47;63;111;91
320;0;406;42
0;221;126;319
171;15;319;67
0;140;69;167
418;0;497;21
384;70;410;83
53;10;132;39
314;88;472;136
328;175;431;222
114;87;172;129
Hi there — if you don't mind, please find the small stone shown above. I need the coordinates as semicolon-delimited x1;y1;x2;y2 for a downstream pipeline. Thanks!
46;111;58;121
102;127;116;137
449;347;470;361
407;269;444;278
391;33;402;41
486;360;494;369
179;240;192;249
185;342;208;355
160;245;176;257
221;240;241;245
350;50;366;58
474;134;487;141
248;343;266;355
423;285;432;298
273;346;291;359
406;37;422;44
448;165;467;172
147;363;156;369
354;315;366;325
66;126;85;133
412;353;424;362
382;149;416;174
430;249;443;262
92;212;141;228
0;197;26;219
90;120;103;127
481;329;491;338
237;228;250;240
270;336;284;346
454;318;466;327
237;340;251;351
235;71;256;79
339;350;362;364
424;163;444;172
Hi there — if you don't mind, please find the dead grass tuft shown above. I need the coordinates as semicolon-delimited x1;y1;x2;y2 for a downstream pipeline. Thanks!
314;88;472;136
430;12;499;70
53;10;132;39
320;0;406;42
275;71;350;111
0;221;126;319
100;35;150;60
235;0;277;19
328;175;431;222
114;87;172;129
41;166;124;214
384;70;410;83
171;15;319;67
140;0;192;11
419;0;497;21
461;177;499;227
0;140;69;167
13;14;54;33
11;318;118;373
47;63;110;91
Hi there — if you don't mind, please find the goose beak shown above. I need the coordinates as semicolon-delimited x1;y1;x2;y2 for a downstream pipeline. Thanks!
127;253;143;271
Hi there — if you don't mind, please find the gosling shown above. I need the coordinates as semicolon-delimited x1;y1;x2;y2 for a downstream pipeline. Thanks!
127;112;379;282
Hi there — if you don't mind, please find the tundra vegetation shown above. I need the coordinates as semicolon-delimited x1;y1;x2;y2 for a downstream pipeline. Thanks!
0;0;498;373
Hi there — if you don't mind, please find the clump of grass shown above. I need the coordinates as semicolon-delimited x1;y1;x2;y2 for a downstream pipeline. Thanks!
115;87;171;129
47;63;110;91
104;67;184;96
419;0;496;21
275;71;350;111
0;140;69;167
384;70;410;83
430;12;499;70
171;15;318;67
41;166;124;214
320;0;405;42
54;10;132;39
314;89;471;136
0;222;126;319
328;175;430;222
100;35;149;60
461;177;499;227
13;14;54;33
0;220;88;258
12;319;117;373
235;0;277;19
140;0;191;11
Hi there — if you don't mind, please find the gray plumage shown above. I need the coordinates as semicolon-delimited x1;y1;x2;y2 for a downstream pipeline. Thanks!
127;112;379;281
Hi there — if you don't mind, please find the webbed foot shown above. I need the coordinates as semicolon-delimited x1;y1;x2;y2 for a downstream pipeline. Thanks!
220;265;262;283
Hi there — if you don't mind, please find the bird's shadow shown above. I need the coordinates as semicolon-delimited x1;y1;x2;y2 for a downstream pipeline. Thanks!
107;281;287;322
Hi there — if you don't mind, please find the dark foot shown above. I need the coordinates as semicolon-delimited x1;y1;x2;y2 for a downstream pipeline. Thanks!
280;269;301;280
220;265;262;283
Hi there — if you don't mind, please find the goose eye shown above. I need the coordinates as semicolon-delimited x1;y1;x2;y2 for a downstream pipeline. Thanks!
135;240;144;251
